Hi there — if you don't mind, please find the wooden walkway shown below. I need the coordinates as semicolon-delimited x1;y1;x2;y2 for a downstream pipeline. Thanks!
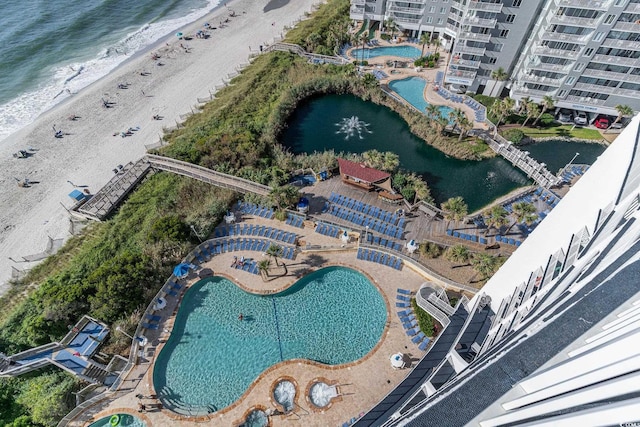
258;42;350;65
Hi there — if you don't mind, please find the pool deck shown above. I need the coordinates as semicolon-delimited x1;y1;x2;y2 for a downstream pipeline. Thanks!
79;215;451;427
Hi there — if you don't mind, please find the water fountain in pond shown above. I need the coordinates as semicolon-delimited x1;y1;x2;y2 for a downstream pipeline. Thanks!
335;116;372;140
240;409;268;427
309;382;339;408
273;380;296;412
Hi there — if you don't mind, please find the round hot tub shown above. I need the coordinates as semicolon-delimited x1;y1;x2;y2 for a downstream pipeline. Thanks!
272;378;296;412
308;381;339;409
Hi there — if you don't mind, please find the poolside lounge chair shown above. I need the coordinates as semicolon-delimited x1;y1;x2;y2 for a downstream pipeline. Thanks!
397;309;412;317
397;288;412;295
396;301;410;308
406;326;420;336
412;332;426;343
397;295;411;302
145;314;162;322
400;314;416;324
167;289;178;297
419;338;431;351
141;322;159;330
403;320;418;330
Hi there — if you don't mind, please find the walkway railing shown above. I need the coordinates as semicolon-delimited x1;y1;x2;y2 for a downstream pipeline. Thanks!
260;42;350;65
145;154;272;196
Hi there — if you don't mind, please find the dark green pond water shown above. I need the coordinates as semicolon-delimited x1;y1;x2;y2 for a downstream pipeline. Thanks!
280;95;607;211
520;140;606;175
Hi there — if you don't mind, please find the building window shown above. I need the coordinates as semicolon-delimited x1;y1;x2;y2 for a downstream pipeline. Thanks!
427;16;433;23
574;62;585;71
614;0;624;6
593;31;606;42
512;0;522;7
429;6;435;12
499;29;510;37
440;7;446;13
557;90;567;97
604;14;616;24
505;14;516;23
566;76;576;85
443;0;449;3
437;17;444;24
583;47;594;56
494;43;504;52
488;57;497;64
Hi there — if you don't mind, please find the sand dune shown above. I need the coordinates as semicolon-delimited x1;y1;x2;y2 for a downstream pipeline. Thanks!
0;0;319;293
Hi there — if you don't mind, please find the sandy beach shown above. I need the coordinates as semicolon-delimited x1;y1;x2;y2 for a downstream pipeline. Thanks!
0;0;320;294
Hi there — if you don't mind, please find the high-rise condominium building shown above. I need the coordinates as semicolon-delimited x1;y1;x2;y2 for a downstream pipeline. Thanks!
350;0;640;117
352;114;640;426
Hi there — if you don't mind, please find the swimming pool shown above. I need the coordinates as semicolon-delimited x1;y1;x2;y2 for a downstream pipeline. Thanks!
89;414;146;427
389;77;454;121
153;266;387;414
351;45;422;60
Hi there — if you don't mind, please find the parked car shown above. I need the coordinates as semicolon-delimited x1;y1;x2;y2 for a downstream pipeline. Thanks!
574;111;589;126
594;115;610;129
557;109;573;123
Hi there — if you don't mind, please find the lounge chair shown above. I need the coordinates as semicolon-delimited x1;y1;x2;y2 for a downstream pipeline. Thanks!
397;295;411;302
397;288;412;295
167;289;178;297
141;322;159;330
406;326;420;336
419;338;431;351
397;309;412;317
145;314;162;322
400;314;416;323
412;332;426;343
403;320;418;330
396;301;410;308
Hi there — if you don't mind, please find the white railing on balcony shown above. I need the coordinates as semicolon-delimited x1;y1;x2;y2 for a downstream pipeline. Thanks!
388;13;422;24
549;14;602;28
453;58;482;68
565;95;608;105
455;44;486;55
353;0;366;5
601;38;640;50
555;0;611;9
467;1;503;12
458;31;492;43
583;69;640;83
519;74;563;86
447;69;478;79
613;21;640;32
350;6;365;15
388;0;427;5
528;61;571;72
626;2;640;13
572;82;618;93
512;85;558;97
591;54;640;66
533;45;580;58
540;31;590;44
388;4;425;14
463;15;497;28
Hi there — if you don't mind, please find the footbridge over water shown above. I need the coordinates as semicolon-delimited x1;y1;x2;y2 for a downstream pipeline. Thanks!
73;155;273;221
259;42;350;65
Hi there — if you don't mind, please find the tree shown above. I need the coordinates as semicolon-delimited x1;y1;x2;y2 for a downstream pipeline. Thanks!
16;371;78;427
517;96;531;115
385;18;398;38
266;244;283;267
441;196;468;230
521;100;540;128
420;31;431;57
506;201;537;234
485;205;509;236
257;259;271;280
445;244;471;267
471;253;498;280
431;37;441;54
426;104;446;142
491;97;515;134
609;104;633;131
491;67;508;81
269;185;299;210
359;32;370;64
449;108;472;142
533;95;555;126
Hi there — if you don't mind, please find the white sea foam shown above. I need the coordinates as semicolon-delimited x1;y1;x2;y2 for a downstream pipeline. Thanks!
0;0;221;143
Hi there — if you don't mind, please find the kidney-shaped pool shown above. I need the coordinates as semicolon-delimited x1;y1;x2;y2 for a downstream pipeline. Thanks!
153;266;387;415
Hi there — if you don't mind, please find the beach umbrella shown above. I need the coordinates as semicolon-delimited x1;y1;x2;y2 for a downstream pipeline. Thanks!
154;297;167;310
406;239;418;254
173;262;191;278
390;353;405;368
341;230;349;243
176;32;184;39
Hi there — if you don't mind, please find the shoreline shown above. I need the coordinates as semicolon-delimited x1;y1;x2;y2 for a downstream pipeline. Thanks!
0;0;320;294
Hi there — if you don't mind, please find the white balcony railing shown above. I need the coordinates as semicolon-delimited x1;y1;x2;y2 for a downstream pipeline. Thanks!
463;15;498;28
572;82;618;94
519;74;563;86
601;38;640;51
511;86;558;97
565;95;608;105
388;4;425;14
455;44;486;55
447;69;478;79
555;0;611;9
625;2;640;13
613;21;640;32
527;61;571;73
533;45;580;59
452;58;482;68
590;54;640;66
583;69;640;83
467;1;503;12
459;31;492;43
548;14;601;28
540;31;590;44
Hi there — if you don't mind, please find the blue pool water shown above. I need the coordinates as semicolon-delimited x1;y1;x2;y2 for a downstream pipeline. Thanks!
89;414;146;427
153;267;387;414
389;77;454;121
351;45;422;60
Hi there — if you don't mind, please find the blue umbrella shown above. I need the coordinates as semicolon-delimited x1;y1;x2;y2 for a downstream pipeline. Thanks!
173;263;191;278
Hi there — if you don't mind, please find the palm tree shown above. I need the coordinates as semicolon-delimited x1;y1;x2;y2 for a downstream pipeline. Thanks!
358;32;370;64
532;95;555;126
491;97;515;134
425;104;445;141
609;104;633;131
419;31;431;57
266;244;283;267
491;67;508;82
505;201;537;234
449;108;472;142
269;185;299;211
257;259;271;281
485;205;509;236
441;196;468;230
471;253;498;280
445;244;471;268
517;96;531;115
431;38;441;54
412;177;432;202
521;100;540;128
385;18;398;38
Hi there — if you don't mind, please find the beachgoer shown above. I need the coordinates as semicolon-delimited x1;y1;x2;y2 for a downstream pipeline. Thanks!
238;313;244;321
73;351;81;357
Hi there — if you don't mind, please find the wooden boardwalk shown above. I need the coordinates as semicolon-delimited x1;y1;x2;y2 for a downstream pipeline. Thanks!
258;42;350;65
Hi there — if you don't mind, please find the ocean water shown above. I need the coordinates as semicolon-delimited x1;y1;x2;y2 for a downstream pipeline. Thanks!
0;0;221;142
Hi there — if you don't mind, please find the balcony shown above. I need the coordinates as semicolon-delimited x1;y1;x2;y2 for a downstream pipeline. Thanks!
388;13;422;24
388;0;427;5
591;54;639;67
452;57;482;68
512;86;557;97
462;15;498;28
533;45;580;59
548;14;601;28
518;74;563;86
583;69;640;83
565;95;607;105
455;44;486;55
353;0;366;4
528;61;571;73
555;0;611;10
388;4;425;14
540;31;589;44
572;82;618;94
467;1;503;12
447;69;478;79
350;6;365;17
601;38;640;51
626;2;640;13
613;21;640;32
458;31;492;43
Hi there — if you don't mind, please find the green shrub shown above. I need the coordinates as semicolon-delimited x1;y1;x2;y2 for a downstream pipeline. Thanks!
502;128;526;144
380;33;391;41
411;298;436;336
148;215;190;242
419;241;443;259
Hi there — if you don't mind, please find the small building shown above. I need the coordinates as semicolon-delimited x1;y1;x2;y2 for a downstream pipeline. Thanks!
337;158;393;192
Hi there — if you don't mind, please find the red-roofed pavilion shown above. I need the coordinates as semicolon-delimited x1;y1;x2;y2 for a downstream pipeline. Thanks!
337;158;393;192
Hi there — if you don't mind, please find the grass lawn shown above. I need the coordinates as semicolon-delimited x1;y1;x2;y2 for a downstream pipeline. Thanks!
519;125;603;140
